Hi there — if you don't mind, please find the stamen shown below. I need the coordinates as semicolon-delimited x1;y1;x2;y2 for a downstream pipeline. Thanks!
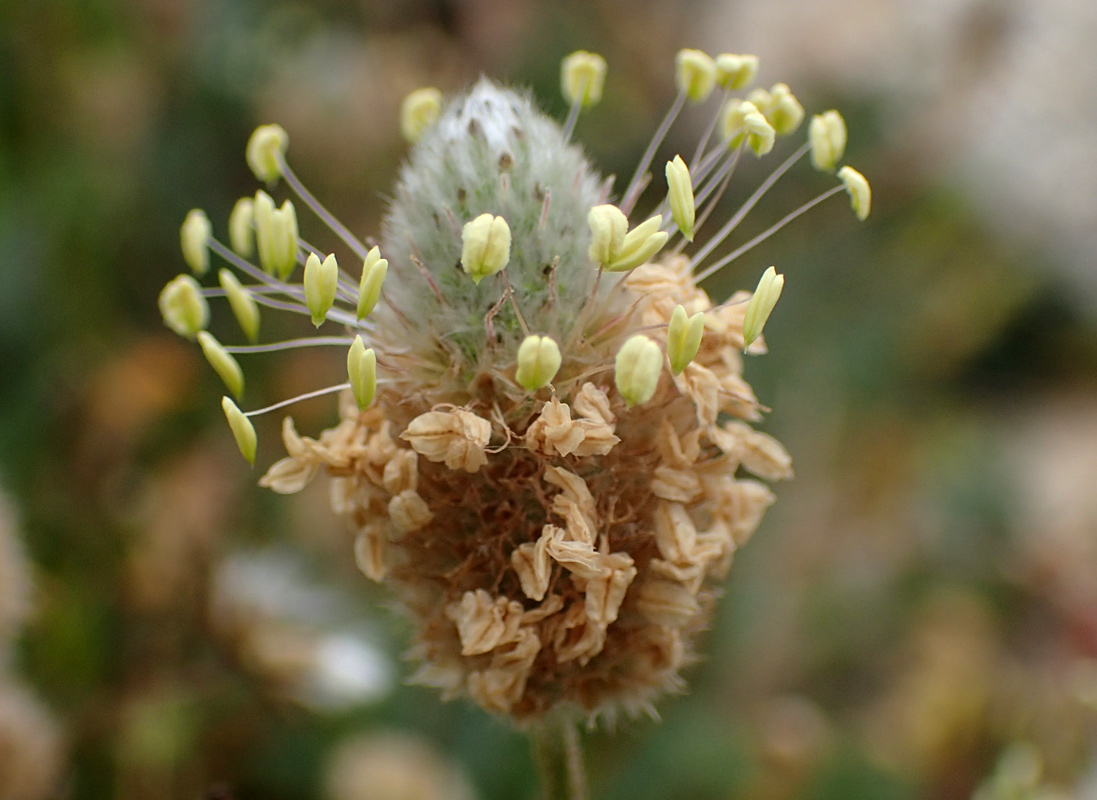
209;239;364;328
621;90;686;214
672;146;741;254
243;383;352;418
690;142;810;269
689;88;731;168
223;336;356;354
276;155;369;260
694;184;844;282
562;94;584;141
499;271;530;337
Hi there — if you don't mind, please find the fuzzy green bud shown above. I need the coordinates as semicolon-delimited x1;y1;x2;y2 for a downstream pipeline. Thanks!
159;274;209;339
221;396;256;465
357;246;388;320
809;110;847;172
246;124;288;184
665;155;695;241
675;49;717;103
514;335;562;391
838;166;871;221
615;334;663;408
198;331;244;399
180;209;211;275
347;336;377;410
218;268;260;343
714;53;759;90
561;51;607;108
229;197;255;258
461;213;511;284
743;266;784;348
401;88;443;143
667;304;704;375
254;191;299;279
304;252;339;327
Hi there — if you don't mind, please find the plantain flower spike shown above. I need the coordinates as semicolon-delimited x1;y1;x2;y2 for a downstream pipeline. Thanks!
615;334;664;407
218;268;260;343
221;397;256;465
163;63;868;724
561;50;608;108
460;213;511;284
743;266;785;348
347;336;377;410
304;252;339;327
357;246;388;320
675;49;717;102
180;209;212;276
666;155;695;241
253;191;299;279
246;124;288;184
229;197;255;258
198;331;244;399
401;88;443;144
838;166;872;220
809;110;847;172
587;205;668;272
159;274;208;339
714;53;759;90
514;335;562;391
667;304;705;374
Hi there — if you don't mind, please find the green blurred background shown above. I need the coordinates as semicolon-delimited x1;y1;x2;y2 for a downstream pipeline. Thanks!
2;0;1097;798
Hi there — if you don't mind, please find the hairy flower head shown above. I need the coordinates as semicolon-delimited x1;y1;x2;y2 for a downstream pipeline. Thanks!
162;50;867;724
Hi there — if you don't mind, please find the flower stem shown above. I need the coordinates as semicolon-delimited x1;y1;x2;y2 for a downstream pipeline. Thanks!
532;717;588;800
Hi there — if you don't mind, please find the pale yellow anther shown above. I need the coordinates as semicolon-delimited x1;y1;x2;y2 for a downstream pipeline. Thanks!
253;191;299;279
675;49;717;103
460;213;511;284
246;124;288;184
158;274;209;339
744;111;776;156
228;197;255;258
615;334;663;408
221;396;257;466
561;51;607;108
400;88;443;143
587;205;668;272
357;246;388;320
198;331;244;400
587;204;628;266
743;266;785;348
304;252;339;327
665;155;695;242
714;53;759;90
667;304;705;375
746;87;772;113
809;110;847;172
347;336;377;410
838;166;871;221
180;209;211;275
218;268;260;343
766;83;804;135
719;100;757;147
515;335;562;392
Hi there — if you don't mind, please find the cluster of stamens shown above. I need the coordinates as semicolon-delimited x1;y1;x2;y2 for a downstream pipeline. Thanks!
160;48;869;722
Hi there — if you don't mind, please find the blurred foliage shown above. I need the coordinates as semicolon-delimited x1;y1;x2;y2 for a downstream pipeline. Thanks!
2;1;1097;799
